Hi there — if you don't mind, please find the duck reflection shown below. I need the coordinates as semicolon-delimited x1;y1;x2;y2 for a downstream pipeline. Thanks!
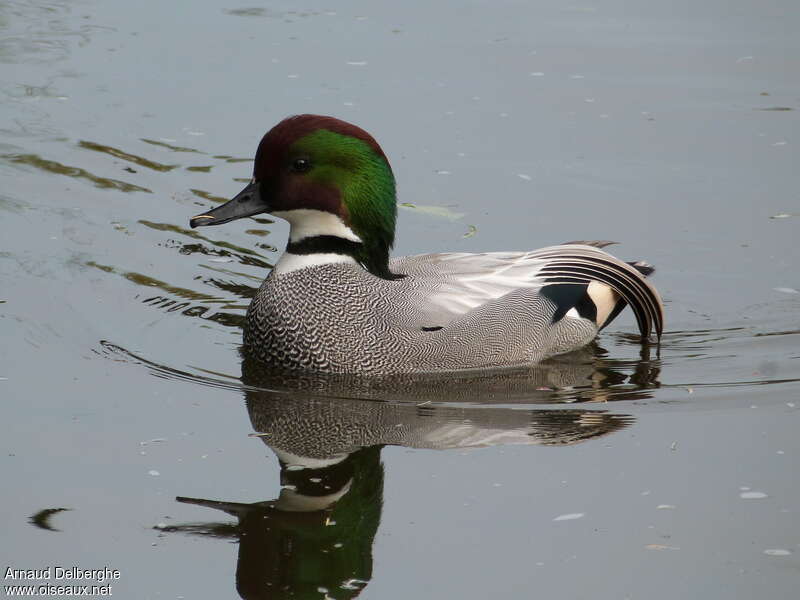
237;341;660;404
166;350;645;599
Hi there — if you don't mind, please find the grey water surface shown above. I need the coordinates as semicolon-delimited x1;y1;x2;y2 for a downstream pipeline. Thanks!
1;1;799;598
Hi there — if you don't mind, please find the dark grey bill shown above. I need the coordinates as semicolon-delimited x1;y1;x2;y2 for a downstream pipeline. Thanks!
189;181;266;228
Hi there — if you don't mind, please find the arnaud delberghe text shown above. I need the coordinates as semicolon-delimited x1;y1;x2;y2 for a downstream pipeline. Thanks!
5;567;120;583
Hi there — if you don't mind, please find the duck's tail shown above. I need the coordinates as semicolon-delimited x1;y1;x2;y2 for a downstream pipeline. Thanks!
535;243;664;342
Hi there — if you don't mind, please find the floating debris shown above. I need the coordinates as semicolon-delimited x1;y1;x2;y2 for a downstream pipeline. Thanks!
148;470;160;477
399;203;465;220
763;549;792;556
517;173;532;181
463;225;478;238
553;512;585;521
740;491;768;499
140;438;167;446
770;213;797;219
657;504;676;510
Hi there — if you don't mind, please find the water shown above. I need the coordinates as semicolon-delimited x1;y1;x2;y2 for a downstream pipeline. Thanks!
1;1;798;598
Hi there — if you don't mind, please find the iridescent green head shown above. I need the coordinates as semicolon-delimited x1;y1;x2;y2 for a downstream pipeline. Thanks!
190;115;399;279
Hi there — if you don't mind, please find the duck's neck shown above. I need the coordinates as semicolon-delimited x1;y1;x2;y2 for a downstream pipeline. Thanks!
272;209;396;278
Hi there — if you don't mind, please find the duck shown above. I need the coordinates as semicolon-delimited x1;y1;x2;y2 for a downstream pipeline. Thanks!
190;114;664;375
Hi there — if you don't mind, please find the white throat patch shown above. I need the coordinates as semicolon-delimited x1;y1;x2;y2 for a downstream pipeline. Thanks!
271;209;362;275
272;209;362;243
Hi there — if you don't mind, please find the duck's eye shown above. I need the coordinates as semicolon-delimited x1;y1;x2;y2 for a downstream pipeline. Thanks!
290;158;312;173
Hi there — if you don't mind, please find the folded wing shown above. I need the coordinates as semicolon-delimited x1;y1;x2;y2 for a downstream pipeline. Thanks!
391;244;664;341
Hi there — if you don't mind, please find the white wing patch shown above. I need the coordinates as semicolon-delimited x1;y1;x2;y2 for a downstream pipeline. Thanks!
394;251;550;322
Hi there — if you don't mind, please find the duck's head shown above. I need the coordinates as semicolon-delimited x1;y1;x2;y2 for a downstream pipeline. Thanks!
190;114;398;278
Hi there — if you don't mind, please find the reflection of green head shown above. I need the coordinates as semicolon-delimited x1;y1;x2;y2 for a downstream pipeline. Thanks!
235;446;384;600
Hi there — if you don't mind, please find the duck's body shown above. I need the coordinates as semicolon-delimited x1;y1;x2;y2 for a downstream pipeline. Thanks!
191;115;663;375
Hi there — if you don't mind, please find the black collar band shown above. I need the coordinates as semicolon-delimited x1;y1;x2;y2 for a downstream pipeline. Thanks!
285;235;363;256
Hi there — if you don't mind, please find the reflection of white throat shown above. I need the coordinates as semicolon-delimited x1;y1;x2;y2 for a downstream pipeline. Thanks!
275;479;354;512
271;447;349;469
271;209;362;275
